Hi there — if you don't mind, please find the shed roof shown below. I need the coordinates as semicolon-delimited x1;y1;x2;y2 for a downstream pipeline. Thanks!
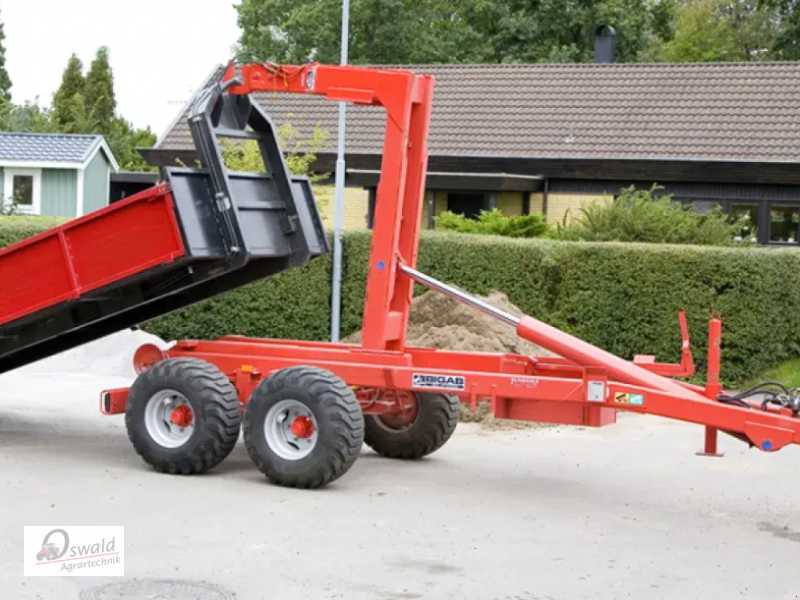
0;132;117;169
156;61;800;164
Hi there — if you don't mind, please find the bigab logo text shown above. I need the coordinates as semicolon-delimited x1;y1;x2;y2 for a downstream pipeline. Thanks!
24;526;124;576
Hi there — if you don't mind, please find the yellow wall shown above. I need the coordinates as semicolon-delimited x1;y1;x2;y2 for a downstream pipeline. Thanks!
314;188;610;232
546;193;611;224
530;193;544;215
434;192;448;217
496;192;523;216
315;186;370;230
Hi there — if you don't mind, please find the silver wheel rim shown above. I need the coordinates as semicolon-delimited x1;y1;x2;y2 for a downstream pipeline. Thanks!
144;389;195;449
264;399;318;461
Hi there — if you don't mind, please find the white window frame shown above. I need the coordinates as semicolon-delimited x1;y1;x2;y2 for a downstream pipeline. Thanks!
4;168;42;215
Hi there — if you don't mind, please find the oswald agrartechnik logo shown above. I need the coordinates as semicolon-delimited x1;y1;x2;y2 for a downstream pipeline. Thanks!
24;526;124;576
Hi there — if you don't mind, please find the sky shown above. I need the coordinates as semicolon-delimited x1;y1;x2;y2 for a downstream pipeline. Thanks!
2;0;242;139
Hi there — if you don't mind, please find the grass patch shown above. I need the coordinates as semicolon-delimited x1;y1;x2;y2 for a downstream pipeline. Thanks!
744;357;800;389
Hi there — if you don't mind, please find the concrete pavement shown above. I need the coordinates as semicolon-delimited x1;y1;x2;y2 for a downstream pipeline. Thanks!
1;371;798;600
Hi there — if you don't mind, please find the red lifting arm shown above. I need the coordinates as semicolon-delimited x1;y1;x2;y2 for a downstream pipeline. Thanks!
225;63;435;352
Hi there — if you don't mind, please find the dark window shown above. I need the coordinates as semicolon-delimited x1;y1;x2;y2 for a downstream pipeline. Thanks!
769;205;800;244
447;193;486;219
690;200;722;215
730;203;759;243
12;175;33;206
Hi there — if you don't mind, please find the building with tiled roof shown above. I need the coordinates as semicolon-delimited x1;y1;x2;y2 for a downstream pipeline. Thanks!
0;132;118;218
145;61;800;245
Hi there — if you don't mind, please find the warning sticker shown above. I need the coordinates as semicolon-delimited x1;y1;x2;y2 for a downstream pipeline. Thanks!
614;392;645;406
412;373;466;391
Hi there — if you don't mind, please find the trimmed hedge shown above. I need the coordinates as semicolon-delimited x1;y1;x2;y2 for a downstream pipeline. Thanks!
4;218;800;385
0;216;67;249
148;231;800;384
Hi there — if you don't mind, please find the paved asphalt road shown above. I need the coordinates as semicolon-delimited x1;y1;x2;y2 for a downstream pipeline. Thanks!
0;371;798;600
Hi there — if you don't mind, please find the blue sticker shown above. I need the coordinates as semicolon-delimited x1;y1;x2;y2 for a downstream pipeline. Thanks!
629;394;645;406
762;440;773;451
377;261;386;270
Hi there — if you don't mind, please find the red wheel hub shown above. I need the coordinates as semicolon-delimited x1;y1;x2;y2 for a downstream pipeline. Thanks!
378;390;419;429
170;405;193;428
290;416;315;439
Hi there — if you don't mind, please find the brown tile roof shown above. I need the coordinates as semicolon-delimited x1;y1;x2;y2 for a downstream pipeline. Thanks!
156;62;800;163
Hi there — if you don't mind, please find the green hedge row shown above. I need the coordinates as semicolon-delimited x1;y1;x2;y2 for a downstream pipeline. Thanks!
0;216;67;249
3;218;800;385
149;231;800;385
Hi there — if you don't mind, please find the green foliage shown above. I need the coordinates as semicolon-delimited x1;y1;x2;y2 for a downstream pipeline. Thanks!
222;121;330;212
19;49;156;172
0;216;68;248
236;0;660;65
236;0;495;64
84;47;116;135
767;0;800;59
3;218;798;386
435;209;549;238
659;0;781;62
52;55;87;131
0;10;11;101
107;116;157;172
0;99;57;133
236;0;798;65
744;356;800;389
553;185;745;246
222;121;330;179
136;230;800;386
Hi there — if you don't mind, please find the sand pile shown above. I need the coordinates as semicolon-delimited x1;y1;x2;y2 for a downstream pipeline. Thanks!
347;291;555;429
348;291;550;355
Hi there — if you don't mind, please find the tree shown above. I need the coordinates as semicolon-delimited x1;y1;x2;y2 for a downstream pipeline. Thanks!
764;0;800;59
553;185;746;246
0;10;11;101
659;0;782;62
52;54;87;131
236;0;493;64
660;0;744;61
236;0;661;65
106;116;157;171
84;47;116;135
489;0;656;63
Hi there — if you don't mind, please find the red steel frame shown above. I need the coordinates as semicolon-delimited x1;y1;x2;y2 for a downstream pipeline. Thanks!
107;63;800;455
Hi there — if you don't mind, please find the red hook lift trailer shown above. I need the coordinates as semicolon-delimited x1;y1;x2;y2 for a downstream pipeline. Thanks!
1;63;800;488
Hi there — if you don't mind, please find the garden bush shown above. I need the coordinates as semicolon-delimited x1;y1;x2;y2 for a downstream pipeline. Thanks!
148;231;800;385
3;217;800;385
0;216;67;248
435;208;549;238
554;185;746;246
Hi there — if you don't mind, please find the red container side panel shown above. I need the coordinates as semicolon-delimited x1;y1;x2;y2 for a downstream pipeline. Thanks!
0;234;76;326
0;184;187;327
66;188;186;293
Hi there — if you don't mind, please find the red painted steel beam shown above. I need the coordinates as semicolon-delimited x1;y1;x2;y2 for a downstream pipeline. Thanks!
515;316;708;403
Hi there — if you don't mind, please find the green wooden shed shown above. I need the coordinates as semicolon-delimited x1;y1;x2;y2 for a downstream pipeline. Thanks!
0;132;118;218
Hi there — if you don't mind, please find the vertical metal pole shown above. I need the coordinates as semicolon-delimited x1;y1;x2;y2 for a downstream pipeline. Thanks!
330;0;350;342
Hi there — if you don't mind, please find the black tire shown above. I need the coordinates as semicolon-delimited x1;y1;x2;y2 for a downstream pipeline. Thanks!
364;392;459;459
36;553;44;561
125;358;242;475
243;366;364;489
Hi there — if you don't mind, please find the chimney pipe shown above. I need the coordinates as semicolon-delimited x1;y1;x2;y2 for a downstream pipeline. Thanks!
594;25;617;63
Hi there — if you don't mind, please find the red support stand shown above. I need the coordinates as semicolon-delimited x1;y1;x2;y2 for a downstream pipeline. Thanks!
697;316;725;457
697;426;724;457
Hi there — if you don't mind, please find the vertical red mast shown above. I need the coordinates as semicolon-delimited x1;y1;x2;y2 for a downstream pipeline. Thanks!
225;63;435;351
